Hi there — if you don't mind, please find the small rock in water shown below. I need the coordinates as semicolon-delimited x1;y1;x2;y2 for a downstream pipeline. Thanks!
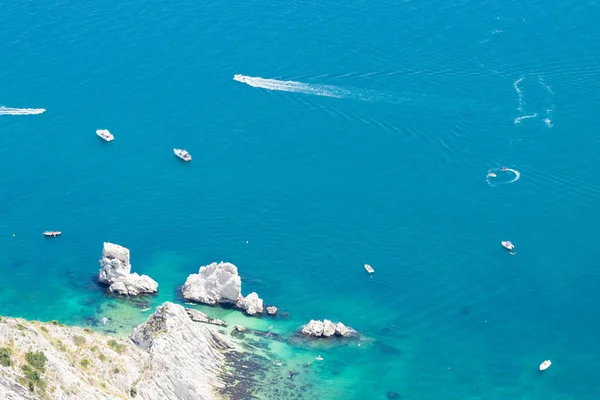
234;325;246;332
266;306;278;315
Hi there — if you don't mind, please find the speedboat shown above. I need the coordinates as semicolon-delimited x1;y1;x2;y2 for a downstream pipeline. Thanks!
488;172;497;178
364;264;375;274
43;231;61;237
233;74;247;82
539;360;552;371
501;241;514;251
174;148;192;162
96;129;114;142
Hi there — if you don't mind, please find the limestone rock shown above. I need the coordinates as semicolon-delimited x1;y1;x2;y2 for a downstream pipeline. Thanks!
266;306;278;315
301;320;356;338
237;292;264;315
182;262;242;305
335;322;353;337
98;242;131;284
98;243;158;296
108;273;158;296
301;320;324;337
234;325;246;332
185;308;227;327
130;302;225;399
322;319;336;337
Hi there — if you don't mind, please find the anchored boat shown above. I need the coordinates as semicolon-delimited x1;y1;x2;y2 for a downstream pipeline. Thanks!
174;148;192;162
364;264;375;274
501;241;514;251
43;231;61;237
96;129;114;142
539;360;552;371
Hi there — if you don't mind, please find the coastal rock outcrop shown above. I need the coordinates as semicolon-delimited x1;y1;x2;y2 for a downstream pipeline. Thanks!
98;242;158;296
266;306;278;315
108;273;159;296
237;292;264;315
186;308;227;327
182;261;265;316
301;319;356;338
130;302;226;398
98;242;131;284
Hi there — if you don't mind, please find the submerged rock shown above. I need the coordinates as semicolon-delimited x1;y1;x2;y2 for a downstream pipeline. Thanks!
98;242;158;296
181;261;265;316
301;319;356;338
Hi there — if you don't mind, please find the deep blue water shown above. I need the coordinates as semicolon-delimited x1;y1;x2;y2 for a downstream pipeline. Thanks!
2;0;600;398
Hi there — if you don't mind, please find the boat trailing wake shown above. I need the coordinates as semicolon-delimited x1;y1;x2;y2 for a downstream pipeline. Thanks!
233;74;408;104
0;106;46;116
512;76;554;127
486;168;521;187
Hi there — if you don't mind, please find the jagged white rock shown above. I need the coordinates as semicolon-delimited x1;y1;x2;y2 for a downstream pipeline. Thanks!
322;319;336;337
182;261;265;315
186;308;227;327
130;302;226;399
301;319;356;338
182;262;242;305
237;292;263;315
98;242;131;284
108;273;158;296
98;242;158;296
266;306;278;315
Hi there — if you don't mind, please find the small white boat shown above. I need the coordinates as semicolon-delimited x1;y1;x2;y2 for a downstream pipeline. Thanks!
96;129;114;142
364;264;375;274
488;172;497;178
174;148;192;162
539;360;552;371
501;241;514;251
315;355;324;361
43;231;61;237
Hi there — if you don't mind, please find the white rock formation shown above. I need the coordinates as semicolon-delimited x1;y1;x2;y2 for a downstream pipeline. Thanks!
182;262;265;315
108;273;158;296
237;292;263;315
301;319;356;338
266;306;278;315
182;262;242;305
98;242;158;296
130;302;227;400
185;308;227;327
98;242;131;284
301;320;324;337
322;319;336;337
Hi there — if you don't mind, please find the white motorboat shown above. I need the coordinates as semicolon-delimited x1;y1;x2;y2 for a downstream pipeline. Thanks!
43;231;61;237
539;360;552;371
174;148;192;162
233;74;248;82
364;264;375;274
501;241;514;251
96;129;114;142
488;172;497;178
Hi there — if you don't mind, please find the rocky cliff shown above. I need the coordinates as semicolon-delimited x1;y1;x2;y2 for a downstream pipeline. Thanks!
0;303;226;400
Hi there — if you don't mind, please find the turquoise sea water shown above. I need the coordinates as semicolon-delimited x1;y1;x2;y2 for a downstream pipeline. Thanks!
2;0;600;398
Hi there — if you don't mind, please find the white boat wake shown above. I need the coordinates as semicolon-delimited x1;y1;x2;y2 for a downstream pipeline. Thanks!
233;74;407;104
486;168;520;186
0;106;46;116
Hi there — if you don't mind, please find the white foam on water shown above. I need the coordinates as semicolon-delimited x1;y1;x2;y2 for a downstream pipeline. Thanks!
514;113;537;124
234;74;350;99
0;106;46;115
513;77;525;112
486;168;521;186
233;74;410;105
